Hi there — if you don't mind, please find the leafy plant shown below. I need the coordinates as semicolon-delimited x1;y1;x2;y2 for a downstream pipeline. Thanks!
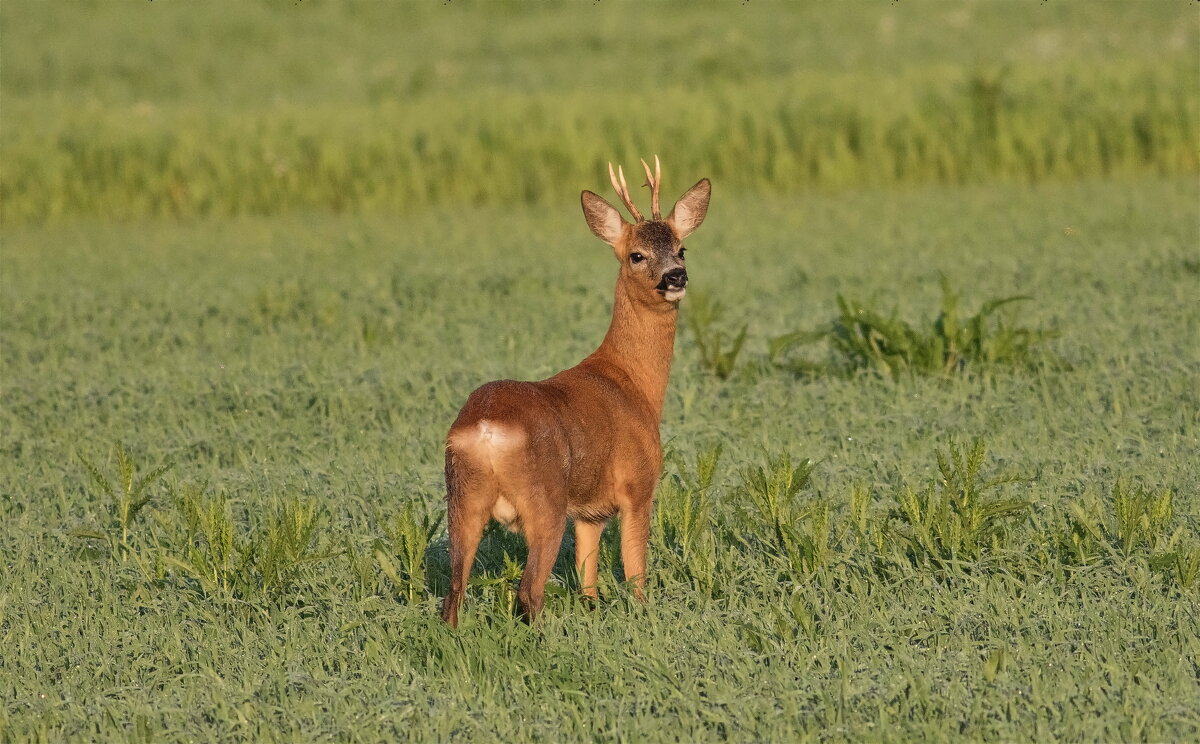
164;486;329;602
377;502;444;603
1065;480;1177;562
255;496;326;595
166;485;247;598
470;552;525;618
889;438;1030;569
70;444;174;558
771;275;1057;378
1158;545;1200;590
685;293;748;380
654;445;723;593
738;454;830;576
655;445;721;562
1110;481;1175;556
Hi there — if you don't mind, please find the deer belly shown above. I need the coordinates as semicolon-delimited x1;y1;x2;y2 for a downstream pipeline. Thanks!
567;500;619;523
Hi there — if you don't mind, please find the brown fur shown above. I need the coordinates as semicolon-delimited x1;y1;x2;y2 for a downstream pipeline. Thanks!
439;162;712;626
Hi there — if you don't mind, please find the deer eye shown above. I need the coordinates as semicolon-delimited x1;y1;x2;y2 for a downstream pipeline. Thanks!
679;247;687;259
629;252;645;264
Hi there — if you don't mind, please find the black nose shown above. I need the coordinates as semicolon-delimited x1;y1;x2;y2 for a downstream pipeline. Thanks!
661;267;688;287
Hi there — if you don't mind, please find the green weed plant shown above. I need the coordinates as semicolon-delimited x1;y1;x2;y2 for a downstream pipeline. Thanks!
70;444;174;559
684;294;748;380
771;275;1056;378
889;439;1030;570
163;486;328;604
737;455;831;576
1062;480;1200;589
376;502;444;603
654;445;723;595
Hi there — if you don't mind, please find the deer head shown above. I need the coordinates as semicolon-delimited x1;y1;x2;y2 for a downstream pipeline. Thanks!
580;156;712;307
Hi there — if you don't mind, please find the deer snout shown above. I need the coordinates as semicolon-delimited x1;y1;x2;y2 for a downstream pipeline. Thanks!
659;267;688;289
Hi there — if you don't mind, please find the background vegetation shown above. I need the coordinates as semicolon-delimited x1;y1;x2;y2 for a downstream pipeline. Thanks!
2;1;1197;742
2;2;1196;224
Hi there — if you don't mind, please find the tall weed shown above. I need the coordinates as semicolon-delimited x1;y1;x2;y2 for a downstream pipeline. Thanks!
1061;480;1197;587
167;485;246;598
70;444;174;558
737;454;830;576
376;502;444;603
654;445;723;593
685;294;747;380
164;486;329;603
771;275;1056;378
888;439;1030;569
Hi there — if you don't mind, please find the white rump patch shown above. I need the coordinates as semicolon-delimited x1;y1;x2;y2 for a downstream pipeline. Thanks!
476;419;520;447
450;419;524;453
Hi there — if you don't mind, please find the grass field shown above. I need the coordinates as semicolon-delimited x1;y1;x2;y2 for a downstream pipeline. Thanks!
3;2;1199;742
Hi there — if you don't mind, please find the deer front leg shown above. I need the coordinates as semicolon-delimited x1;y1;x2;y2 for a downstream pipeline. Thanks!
619;501;652;602
574;520;606;600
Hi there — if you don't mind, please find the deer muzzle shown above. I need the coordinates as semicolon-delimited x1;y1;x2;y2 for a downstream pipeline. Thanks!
657;267;688;301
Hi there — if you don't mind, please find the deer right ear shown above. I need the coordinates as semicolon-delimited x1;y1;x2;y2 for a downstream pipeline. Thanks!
668;178;711;240
581;190;627;246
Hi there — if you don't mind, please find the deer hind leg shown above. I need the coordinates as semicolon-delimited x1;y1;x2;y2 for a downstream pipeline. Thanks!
515;490;567;623
494;466;568;622
440;443;498;628
445;419;569;624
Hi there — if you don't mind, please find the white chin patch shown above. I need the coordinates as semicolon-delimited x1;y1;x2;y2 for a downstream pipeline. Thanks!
663;288;687;302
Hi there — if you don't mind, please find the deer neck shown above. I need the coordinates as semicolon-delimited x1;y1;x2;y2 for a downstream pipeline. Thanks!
590;277;678;419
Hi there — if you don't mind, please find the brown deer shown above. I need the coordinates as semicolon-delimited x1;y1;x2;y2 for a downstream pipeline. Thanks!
440;156;711;627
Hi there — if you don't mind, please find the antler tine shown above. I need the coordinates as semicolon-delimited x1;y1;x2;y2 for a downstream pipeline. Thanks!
655;154;661;214
618;165;643;222
608;161;643;222
640;155;662;220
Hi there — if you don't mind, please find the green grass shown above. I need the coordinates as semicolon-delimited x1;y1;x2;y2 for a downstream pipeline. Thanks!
3;177;1198;742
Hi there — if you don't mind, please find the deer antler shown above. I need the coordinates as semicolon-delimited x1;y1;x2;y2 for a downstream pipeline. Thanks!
608;162;644;222
640;155;661;220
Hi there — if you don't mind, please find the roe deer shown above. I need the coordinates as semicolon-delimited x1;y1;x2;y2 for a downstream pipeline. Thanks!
440;156;711;626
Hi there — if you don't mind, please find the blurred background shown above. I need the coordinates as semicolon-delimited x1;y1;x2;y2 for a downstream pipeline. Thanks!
2;1;1195;226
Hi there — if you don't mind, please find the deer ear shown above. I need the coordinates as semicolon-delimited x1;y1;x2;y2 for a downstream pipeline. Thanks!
667;178;711;240
581;190;627;246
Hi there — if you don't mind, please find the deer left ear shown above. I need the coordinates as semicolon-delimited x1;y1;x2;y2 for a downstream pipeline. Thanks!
581;190;627;246
668;178;711;240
